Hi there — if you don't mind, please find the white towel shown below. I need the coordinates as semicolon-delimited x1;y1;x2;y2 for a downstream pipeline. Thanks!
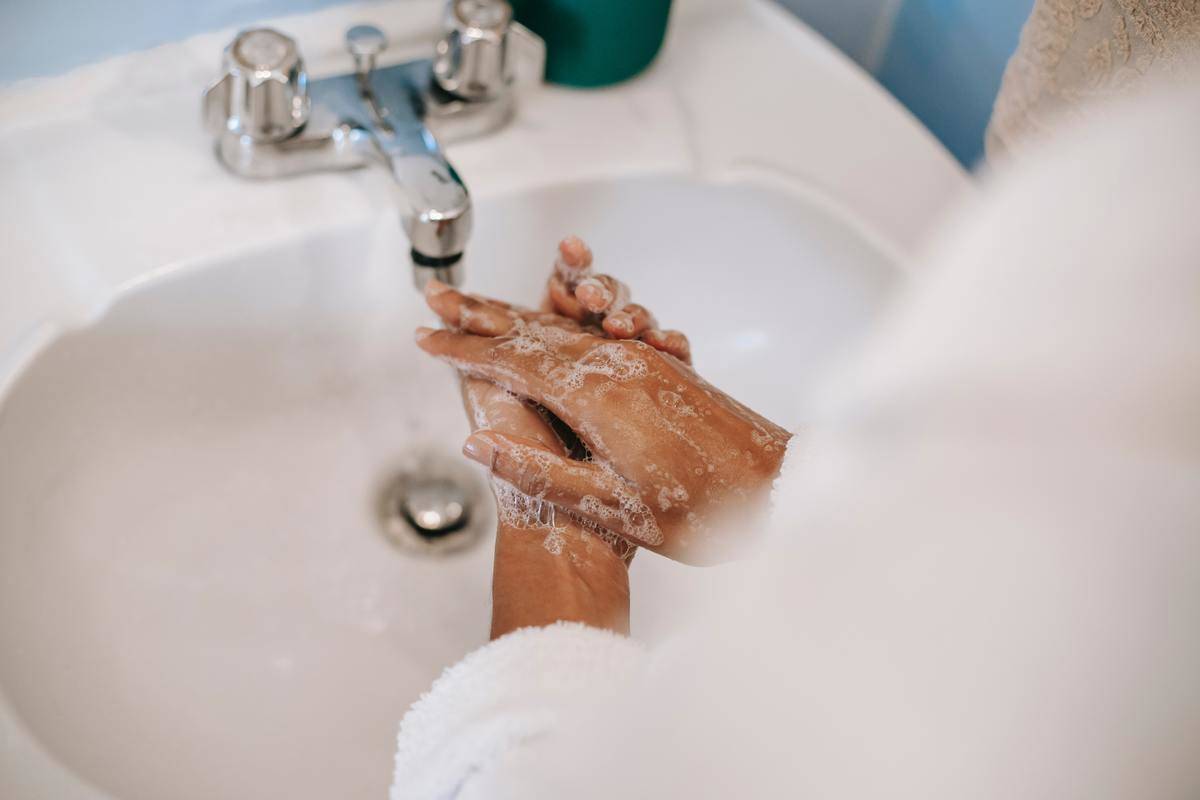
391;621;646;800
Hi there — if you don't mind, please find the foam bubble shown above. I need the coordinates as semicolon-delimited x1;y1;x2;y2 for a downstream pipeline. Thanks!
492;476;636;558
549;342;648;394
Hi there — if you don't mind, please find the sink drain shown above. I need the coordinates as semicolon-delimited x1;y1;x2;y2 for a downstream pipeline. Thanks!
378;453;490;556
400;477;470;534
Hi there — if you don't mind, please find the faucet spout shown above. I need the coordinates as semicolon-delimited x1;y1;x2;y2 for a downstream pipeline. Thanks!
389;153;472;283
339;63;473;281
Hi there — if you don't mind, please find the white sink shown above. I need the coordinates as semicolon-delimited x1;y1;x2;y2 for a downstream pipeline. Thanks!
0;173;898;799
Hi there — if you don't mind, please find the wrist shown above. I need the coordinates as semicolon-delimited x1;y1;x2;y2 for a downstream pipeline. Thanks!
491;520;630;639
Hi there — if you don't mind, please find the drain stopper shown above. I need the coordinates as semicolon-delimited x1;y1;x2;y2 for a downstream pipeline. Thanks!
400;478;470;535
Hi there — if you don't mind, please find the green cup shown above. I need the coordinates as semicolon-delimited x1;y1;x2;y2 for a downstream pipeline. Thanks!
510;0;673;88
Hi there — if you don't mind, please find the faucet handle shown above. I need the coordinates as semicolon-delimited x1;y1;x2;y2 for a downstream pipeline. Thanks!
203;28;310;142
433;0;516;101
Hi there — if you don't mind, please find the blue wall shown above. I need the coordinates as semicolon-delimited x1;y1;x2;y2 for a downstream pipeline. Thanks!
874;0;1034;166
777;0;1033;167
771;0;900;68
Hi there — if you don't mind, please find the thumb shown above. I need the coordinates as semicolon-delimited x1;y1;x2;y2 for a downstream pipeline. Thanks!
462;430;665;548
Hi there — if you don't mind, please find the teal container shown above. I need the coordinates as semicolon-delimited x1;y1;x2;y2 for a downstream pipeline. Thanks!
510;0;673;87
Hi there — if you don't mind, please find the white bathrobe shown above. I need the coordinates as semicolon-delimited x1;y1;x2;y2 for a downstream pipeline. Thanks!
390;89;1200;800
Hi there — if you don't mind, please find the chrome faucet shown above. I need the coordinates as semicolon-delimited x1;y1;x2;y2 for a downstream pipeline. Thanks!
202;1;544;286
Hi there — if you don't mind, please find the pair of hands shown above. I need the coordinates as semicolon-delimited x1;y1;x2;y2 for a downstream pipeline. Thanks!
417;237;791;637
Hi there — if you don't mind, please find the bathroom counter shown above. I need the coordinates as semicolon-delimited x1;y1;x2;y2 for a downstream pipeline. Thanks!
0;0;969;388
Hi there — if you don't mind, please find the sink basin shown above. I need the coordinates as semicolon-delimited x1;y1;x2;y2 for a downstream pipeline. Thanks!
0;173;898;799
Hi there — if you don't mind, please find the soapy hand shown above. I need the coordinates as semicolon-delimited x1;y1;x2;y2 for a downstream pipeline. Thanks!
545;236;692;363
428;236;692;362
453;236;698;636
461;374;634;639
419;248;792;565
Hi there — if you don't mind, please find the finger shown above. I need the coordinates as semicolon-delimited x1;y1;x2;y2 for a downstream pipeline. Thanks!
602;303;656;340
479;296;518;311
418;326;560;404
462;430;665;548
641;328;692;364
425;279;517;336
575;275;630;315
461;376;568;453
416;325;526;386
547;274;590;321
416;325;495;358
555;235;594;284
428;280;582;337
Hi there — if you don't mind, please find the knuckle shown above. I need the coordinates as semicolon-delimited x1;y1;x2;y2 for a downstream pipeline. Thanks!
626;338;655;357
514;460;550;497
618;337;643;352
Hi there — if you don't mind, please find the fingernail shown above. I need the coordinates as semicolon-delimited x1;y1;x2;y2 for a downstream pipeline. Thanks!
606;312;633;337
558;235;593;269
424;278;451;296
414;326;437;342
462;433;497;467
576;278;613;312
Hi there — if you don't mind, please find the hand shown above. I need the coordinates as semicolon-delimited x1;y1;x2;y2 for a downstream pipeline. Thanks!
449;236;691;636
429;236;692;362
545;236;691;362
461;375;633;639
419;275;792;565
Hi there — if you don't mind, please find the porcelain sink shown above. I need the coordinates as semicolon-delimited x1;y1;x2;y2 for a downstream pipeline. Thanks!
0;173;898;799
